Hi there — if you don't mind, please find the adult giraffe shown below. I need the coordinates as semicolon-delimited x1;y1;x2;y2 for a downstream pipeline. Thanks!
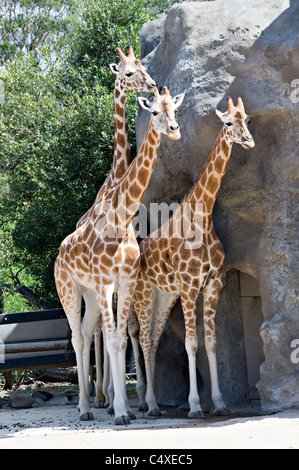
132;97;255;419
54;87;184;425
74;45;156;411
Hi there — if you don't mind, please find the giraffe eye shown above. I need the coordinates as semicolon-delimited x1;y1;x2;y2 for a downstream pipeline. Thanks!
226;122;233;127
125;72;134;77
152;111;158;116
246;118;251;125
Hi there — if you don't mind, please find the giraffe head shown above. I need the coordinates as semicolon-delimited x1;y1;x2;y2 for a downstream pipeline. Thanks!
216;97;255;149
110;45;156;94
138;86;185;142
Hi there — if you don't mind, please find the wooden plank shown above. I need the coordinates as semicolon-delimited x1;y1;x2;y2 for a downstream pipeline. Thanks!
4;339;68;354
0;350;95;373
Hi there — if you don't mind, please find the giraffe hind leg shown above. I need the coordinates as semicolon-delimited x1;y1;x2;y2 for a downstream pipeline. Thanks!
203;279;229;416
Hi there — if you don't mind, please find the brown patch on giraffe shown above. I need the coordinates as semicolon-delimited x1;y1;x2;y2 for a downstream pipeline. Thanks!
100;253;114;267
204;195;214;213
148;145;155;159
205;318;214;331
157;274;166;286
214;155;225;173
148;132;157;147
208;175;219;194
115;158;126;179
115;103;124;118
130;183;142;200
143;158;150;168
120;94;126;105
137;166;149;187
180;249;191;261
115;118;123;130
60;271;68;283
115;88;120;99
118;133;126;149
221;139;230;156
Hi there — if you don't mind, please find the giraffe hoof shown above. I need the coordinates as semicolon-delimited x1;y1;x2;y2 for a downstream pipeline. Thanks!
127;410;136;420
94;400;106;409
213;406;230;416
188;410;204;419
104;401;110;408
138;403;148;412
114;415;131;425
148;408;161;417
80;412;94;421
107;405;115;415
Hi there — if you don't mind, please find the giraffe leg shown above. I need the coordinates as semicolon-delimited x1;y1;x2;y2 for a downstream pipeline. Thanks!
81;288;102;419
55;271;92;420
102;330;112;409
94;320;106;408
180;294;204;419
96;283;130;425
116;277;138;420
147;289;179;416
128;306;147;412
133;279;158;415
203;278;229;416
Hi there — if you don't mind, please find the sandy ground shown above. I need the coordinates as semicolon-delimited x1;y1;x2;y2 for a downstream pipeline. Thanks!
0;396;298;450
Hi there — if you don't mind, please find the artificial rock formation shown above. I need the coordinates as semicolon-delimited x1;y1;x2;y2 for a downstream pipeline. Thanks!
136;0;299;413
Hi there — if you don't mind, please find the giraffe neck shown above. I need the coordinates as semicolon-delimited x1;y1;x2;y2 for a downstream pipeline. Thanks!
93;120;160;231
187;126;233;216
76;79;131;228
109;79;131;184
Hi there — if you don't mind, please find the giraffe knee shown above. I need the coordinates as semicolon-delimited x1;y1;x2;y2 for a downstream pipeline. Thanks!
185;336;198;355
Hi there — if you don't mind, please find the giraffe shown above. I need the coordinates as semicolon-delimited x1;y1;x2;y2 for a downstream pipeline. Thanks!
132;97;255;419
77;45;156;229
54;86;185;425
74;45;156;412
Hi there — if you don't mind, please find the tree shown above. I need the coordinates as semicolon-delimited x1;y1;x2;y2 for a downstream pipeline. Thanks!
0;0;80;63
0;0;152;310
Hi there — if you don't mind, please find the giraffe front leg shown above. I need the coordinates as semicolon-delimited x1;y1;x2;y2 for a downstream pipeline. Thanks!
180;294;204;420
116;277;139;421
96;284;130;425
54;270;92;421
203;279;229;416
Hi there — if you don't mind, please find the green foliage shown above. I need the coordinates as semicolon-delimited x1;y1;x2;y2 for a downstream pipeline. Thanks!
0;0;80;63
0;0;153;309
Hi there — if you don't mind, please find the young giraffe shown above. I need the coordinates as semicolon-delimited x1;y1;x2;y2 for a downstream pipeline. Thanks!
54;86;184;425
74;46;156;411
132;97;255;419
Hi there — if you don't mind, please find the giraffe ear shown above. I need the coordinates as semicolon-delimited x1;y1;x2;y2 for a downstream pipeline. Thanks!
110;63;120;74
173;93;185;109
215;109;227;123
138;96;152;111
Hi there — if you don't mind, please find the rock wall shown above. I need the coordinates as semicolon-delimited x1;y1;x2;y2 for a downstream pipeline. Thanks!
137;0;299;413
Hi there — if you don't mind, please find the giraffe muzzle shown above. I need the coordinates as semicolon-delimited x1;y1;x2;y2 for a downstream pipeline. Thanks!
167;123;181;141
241;134;255;149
